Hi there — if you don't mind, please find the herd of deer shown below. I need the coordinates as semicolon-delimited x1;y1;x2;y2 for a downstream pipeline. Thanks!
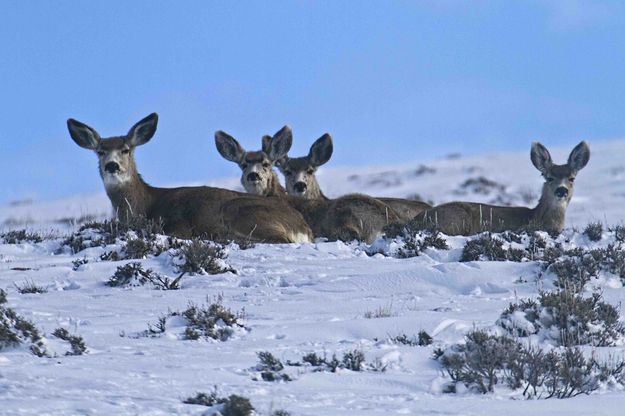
67;113;591;244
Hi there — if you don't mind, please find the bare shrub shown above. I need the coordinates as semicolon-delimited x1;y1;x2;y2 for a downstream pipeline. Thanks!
498;289;625;347
287;349;375;373
436;329;625;398
132;298;244;342
364;302;394;319
609;225;625;243
183;389;254;416
59;216;168;255
342;349;366;371
256;351;291;382
0;292;47;356
183;390;223;406
52;327;87;356
1;230;43;244
377;225;449;259
71;257;89;271
438;330;522;393
222;395;254;416
174;239;234;275
601;243;625;282
178;298;244;341
548;253;599;293
107;262;182;290
390;330;433;346
124;237;154;259
14;280;47;294
397;229;449;259
461;233;507;262
583;222;603;242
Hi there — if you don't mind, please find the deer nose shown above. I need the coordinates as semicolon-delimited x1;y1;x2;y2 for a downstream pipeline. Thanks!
294;182;307;193
554;186;568;198
104;162;120;174
247;172;261;182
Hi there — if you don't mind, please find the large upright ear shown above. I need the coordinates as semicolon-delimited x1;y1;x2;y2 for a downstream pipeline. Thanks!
127;113;158;147
67;118;101;150
308;133;333;167
215;130;245;163
530;141;553;174
568;141;590;172
261;135;272;155
268;125;292;162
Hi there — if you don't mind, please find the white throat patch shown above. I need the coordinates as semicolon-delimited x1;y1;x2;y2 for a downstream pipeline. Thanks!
103;172;132;188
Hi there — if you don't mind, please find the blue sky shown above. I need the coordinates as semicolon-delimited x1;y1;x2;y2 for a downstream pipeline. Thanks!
1;0;625;203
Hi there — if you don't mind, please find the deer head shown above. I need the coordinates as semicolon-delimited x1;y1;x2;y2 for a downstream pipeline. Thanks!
67;113;158;190
530;141;590;208
275;133;333;199
215;125;292;196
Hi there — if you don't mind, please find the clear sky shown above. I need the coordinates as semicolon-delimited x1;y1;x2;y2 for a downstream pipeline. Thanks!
1;0;625;204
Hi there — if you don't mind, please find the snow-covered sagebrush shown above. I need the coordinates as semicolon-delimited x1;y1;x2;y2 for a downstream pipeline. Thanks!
1;141;625;415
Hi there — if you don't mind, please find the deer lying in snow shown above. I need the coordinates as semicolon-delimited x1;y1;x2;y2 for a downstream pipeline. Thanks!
215;126;399;243
67;113;313;244
409;141;590;236
273;132;431;222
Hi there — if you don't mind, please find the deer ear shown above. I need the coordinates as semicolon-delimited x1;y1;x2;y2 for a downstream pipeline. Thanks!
67;118;101;150
568;141;590;172
268;125;292;162
261;135;272;155
530;141;552;174
127;113;158;147
308;133;333;167
215;130;245;163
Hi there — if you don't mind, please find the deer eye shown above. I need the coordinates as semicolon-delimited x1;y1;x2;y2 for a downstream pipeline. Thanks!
122;149;130;154
262;162;270;168
569;177;575;182
546;177;555;182
284;170;292;176
307;169;315;175
97;151;105;156
241;163;248;169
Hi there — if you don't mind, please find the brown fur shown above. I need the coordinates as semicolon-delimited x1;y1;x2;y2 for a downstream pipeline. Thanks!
409;142;590;236
68;114;313;244
286;192;398;243
275;133;431;223
215;126;400;242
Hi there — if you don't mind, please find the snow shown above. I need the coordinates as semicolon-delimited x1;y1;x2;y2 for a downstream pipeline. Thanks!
1;140;625;415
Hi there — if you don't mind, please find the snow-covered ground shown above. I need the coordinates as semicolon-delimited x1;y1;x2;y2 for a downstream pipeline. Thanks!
1;140;625;415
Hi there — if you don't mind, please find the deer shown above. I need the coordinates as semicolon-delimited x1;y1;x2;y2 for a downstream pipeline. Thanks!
215;126;400;243
67;113;313;244
409;141;590;236
273;132;432;222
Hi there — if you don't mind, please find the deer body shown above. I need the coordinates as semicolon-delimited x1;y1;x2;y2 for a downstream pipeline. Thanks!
68;114;313;244
376;197;431;222
273;132;431;222
286;191;398;243
215;127;399;243
410;142;590;236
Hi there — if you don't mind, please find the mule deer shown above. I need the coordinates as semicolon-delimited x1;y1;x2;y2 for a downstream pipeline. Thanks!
215;126;400;242
67;113;313;244
410;141;590;236
274;132;431;222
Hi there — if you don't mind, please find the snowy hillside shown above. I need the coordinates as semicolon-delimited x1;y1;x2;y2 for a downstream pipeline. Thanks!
1;140;625;415
2;139;625;232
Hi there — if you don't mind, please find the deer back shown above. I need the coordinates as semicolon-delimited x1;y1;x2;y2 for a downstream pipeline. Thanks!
68;114;312;244
406;141;590;236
